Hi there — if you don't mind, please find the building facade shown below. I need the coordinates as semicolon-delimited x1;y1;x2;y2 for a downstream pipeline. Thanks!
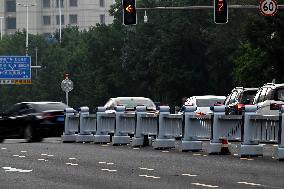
0;0;114;37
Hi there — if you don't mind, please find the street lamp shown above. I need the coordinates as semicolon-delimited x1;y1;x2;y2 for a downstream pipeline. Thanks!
17;1;36;55
58;0;62;43
0;17;4;40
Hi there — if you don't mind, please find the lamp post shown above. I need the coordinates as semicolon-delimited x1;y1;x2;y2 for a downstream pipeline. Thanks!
0;17;4;40
58;0;62;43
17;1;36;55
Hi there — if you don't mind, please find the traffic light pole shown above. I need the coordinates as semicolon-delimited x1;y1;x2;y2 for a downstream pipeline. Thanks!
136;5;284;10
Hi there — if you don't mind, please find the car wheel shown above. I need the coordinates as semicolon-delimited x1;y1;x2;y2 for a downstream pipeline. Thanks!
24;125;43;142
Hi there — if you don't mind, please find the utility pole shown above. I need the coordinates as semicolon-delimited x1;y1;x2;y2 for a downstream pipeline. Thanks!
0;17;4;40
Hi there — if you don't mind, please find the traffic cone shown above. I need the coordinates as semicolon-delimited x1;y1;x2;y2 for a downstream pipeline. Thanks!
220;138;231;155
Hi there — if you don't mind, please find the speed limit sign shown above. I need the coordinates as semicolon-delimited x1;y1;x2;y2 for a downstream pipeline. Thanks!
259;0;278;16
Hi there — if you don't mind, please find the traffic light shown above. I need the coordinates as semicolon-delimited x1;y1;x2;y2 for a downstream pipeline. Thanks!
122;0;137;25
214;0;228;24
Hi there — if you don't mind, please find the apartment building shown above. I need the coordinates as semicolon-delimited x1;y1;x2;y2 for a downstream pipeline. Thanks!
0;0;114;37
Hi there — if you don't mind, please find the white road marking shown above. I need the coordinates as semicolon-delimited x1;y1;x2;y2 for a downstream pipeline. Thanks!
182;173;198;177
193;154;201;156
101;145;109;147
162;151;169;153
65;163;78;166
273;145;278;147
233;154;238;156
21;151;27;153
99;162;106;164
41;154;48;156
13;155;19;157
133;148;140;150
101;168;117;172
139;175;160;179
107;163;114;165
1;148;7;150
37;159;45;161
69;158;76;160
139;167;154;171
2;167;32;173
238;181;283;189
191;183;219;188
47;155;54;157
18;156;26;158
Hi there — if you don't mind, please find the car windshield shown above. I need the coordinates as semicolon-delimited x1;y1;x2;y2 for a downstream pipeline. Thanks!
239;90;257;104
115;99;155;109
276;89;284;101
196;99;224;107
31;103;69;112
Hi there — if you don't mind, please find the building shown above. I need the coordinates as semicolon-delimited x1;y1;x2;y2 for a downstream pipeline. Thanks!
0;0;114;37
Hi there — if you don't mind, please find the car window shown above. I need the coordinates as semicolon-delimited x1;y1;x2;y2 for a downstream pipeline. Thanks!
258;87;268;103
114;99;156;109
18;104;33;115
264;88;273;101
239;90;257;104
31;103;69;112
276;88;284;101
5;104;21;116
196;99;224;107
229;90;239;104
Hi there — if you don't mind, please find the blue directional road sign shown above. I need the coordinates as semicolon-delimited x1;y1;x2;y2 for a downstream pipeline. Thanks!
0;56;31;80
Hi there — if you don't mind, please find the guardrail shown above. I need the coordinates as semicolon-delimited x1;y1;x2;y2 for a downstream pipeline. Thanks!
94;107;115;143
62;105;284;160
62;108;79;142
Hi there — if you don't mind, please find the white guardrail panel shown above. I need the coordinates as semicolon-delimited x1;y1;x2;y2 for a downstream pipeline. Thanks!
118;113;136;134
140;113;158;135
249;115;279;143
164;114;183;137
189;115;212;140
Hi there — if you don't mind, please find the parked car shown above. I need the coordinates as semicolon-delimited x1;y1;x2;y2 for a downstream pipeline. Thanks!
0;102;69;143
104;97;156;113
253;83;284;115
224;87;258;115
183;95;226;115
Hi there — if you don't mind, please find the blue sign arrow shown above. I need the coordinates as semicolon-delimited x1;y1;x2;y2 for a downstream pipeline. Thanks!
0;56;31;79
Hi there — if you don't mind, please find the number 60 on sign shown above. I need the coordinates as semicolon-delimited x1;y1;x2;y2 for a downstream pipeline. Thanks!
259;0;278;16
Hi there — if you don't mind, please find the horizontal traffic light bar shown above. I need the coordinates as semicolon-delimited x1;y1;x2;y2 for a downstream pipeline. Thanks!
136;5;284;10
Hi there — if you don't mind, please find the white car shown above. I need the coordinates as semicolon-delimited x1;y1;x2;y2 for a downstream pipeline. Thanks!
184;95;226;115
104;97;156;113
253;83;284;115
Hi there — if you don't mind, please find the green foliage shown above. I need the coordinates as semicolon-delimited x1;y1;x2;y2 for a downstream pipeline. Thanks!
0;0;283;111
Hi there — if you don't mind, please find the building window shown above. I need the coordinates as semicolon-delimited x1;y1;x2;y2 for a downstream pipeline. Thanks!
6;17;16;29
42;0;50;8
100;0;105;7
56;0;64;8
56;15;65;25
100;15;105;24
69;14;77;24
6;0;16;12
43;16;51;25
69;0;77;7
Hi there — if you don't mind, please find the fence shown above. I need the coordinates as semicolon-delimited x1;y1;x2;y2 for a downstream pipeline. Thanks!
62;105;284;160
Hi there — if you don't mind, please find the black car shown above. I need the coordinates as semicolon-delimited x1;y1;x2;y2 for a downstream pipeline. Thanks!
224;87;258;115
0;102;69;143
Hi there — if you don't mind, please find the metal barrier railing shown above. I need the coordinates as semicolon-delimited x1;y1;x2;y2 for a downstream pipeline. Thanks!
62;108;79;142
94;107;115;143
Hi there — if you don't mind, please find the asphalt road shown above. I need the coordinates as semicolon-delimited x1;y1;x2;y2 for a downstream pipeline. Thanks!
0;138;284;189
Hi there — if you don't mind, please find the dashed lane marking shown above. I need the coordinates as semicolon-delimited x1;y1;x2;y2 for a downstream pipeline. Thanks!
162;151;169;153
1;148;7;150
139;175;160;179
191;183;219;188
41;154;48;156
65;163;78;166
21;151;27;153
182;173;198;177
101;169;117;172
237;182;283;189
13;155;19;157
2;167;32;173
69;158;77;160
139;167;154;171
37;159;48;162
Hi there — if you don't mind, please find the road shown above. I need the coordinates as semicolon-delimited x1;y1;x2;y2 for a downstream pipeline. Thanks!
0;138;283;189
